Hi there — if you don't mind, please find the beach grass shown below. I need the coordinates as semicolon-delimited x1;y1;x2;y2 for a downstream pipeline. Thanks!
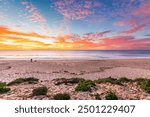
0;82;7;87
53;77;85;85
7;77;39;86
94;93;101;100
140;79;150;93
105;91;118;100
53;93;70;100
0;82;11;94
32;86;48;96
95;77;123;85
75;80;95;92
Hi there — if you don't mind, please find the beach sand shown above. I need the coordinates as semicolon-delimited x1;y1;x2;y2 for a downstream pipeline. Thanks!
0;59;150;82
0;59;150;100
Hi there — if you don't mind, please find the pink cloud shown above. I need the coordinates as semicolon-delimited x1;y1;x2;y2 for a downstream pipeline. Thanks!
21;1;45;23
115;15;150;34
82;31;112;40
134;1;150;16
122;24;145;34
55;32;150;50
115;19;138;27
94;36;150;50
53;0;100;20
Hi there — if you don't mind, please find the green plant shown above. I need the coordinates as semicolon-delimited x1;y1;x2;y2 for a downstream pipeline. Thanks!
140;79;150;93
95;77;122;85
105;91;118;100
32;86;48;96
95;93;101;100
53;93;70;100
54;78;84;85
67;78;85;84
0;82;7;87
75;80;95;92
0;82;10;94
133;78;145;85
118;77;133;83
0;87;11;94
7;77;39;86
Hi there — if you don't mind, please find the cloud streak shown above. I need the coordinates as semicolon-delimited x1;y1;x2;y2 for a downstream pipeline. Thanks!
53;0;100;20
1;26;149;50
122;24;145;34
21;1;46;23
0;26;54;50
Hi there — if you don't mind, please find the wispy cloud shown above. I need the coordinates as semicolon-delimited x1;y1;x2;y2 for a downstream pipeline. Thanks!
1;25;149;50
21;1;45;23
55;32;150;50
133;0;150;16
122;24;145;34
53;0;100;20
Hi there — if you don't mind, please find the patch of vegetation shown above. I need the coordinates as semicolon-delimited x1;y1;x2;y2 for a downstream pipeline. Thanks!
32;86;48;96
0;82;10;94
54;78;84;85
53;93;70;100
0;82;7;87
95;93;101;100
0;87;11;94
118;77;133;83
133;78;145;85
95;77;122;85
75;80;95;92
140;79;150;93
7;77;39;86
105;91;118;100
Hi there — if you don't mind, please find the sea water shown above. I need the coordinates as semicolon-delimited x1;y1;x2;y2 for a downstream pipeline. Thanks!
0;50;150;60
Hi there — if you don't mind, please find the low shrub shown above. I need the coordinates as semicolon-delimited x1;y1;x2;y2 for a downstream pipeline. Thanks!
75;80;95;92
32;86;48;96
54;78;84;85
0;87;11;94
140;79;150;93
118;77;133;83
0;82;7;87
0;82;10;94
7;77;39;86
53;93;70;100
95;93;101;100
95;77;122;85
67;78;85;84
134;78;145;85
105;91;118;100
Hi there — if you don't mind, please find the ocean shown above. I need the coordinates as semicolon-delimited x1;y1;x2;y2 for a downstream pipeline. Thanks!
0;50;150;60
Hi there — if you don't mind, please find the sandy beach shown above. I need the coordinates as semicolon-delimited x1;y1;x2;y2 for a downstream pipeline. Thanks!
0;59;150;100
0;59;150;82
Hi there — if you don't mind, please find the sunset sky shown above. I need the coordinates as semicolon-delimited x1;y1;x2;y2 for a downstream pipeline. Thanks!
0;0;150;50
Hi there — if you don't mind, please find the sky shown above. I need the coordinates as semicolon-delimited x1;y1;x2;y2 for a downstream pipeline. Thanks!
0;0;150;50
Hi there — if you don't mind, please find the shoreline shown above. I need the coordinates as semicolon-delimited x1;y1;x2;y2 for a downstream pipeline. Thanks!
0;57;150;60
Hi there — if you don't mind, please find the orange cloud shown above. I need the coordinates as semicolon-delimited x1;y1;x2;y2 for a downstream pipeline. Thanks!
0;26;54;50
0;26;50;38
54;33;150;50
0;26;150;50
